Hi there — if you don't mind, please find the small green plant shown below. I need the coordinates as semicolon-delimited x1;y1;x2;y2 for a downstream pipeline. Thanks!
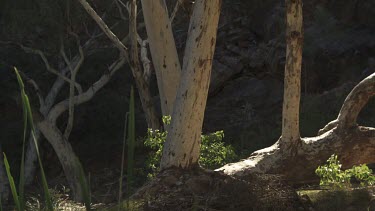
144;116;237;178
199;130;237;169
315;154;375;188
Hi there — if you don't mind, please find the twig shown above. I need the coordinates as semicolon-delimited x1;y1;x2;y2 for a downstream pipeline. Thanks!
170;0;184;23
61;32;85;139
18;44;83;93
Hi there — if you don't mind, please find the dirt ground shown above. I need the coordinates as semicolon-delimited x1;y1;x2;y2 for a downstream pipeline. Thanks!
113;167;308;211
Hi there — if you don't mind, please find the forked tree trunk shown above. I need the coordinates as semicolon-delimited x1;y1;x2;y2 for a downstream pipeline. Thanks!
140;0;181;116
217;73;375;183
160;0;222;170
281;0;303;147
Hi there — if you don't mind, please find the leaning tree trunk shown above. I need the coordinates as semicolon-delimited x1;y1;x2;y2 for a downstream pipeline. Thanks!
0;144;9;203
160;0;222;170
140;0;181;117
281;0;303;148
24;73;67;185
37;121;84;201
217;73;375;183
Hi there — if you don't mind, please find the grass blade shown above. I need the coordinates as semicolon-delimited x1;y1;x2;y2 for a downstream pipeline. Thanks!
76;159;91;211
126;86;135;198
14;68;27;211
14;67;53;210
0;195;3;211
3;153;20;211
118;112;129;210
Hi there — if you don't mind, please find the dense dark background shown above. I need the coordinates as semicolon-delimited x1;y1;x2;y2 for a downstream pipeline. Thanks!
1;0;375;202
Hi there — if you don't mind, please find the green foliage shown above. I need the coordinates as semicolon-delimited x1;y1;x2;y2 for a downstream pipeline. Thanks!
346;165;375;186
14;67;54;210
144;116;238;178
144;130;167;178
3;153;21;211
199;131;238;169
315;154;375;189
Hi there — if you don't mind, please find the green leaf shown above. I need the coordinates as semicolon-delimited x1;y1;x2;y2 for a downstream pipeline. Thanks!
3;153;21;211
14;67;53;210
127;86;136;198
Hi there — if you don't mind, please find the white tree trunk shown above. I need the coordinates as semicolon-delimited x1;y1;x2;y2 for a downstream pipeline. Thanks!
140;0;181;116
160;0;221;169
281;0;303;147
217;73;375;183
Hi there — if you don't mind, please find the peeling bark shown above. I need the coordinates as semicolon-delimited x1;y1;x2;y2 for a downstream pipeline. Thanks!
281;0;303;146
161;0;222;169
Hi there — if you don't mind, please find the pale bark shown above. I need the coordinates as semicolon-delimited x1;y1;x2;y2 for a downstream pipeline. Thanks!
77;0;161;129
35;58;124;201
160;0;221;169
0;144;9;203
281;0;303;146
23;43;90;184
61;38;84;140
141;0;181;116
37;121;84;201
217;73;375;183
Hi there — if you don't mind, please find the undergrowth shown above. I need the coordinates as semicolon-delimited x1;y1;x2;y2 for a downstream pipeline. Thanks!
316;154;375;189
144;116;238;178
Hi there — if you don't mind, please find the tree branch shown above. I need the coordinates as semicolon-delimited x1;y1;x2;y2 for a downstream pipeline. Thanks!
337;73;375;130
18;44;83;94
60;33;85;139
17;70;45;109
48;58;125;123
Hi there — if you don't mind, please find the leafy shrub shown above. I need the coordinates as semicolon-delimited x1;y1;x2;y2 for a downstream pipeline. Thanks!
199;130;237;169
144;116;238;178
315;154;375;188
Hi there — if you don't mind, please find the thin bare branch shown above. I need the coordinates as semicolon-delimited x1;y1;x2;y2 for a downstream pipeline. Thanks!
170;0;184;23
76;0;129;58
18;44;83;93
77;0;161;129
48;58;125;123
60;33;85;139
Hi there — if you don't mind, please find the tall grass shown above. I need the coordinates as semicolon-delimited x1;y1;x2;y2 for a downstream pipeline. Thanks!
0;195;3;211
118;86;136;210
2;67;53;210
118;111;128;209
3;154;21;211
126;86;135;198
76;159;91;211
